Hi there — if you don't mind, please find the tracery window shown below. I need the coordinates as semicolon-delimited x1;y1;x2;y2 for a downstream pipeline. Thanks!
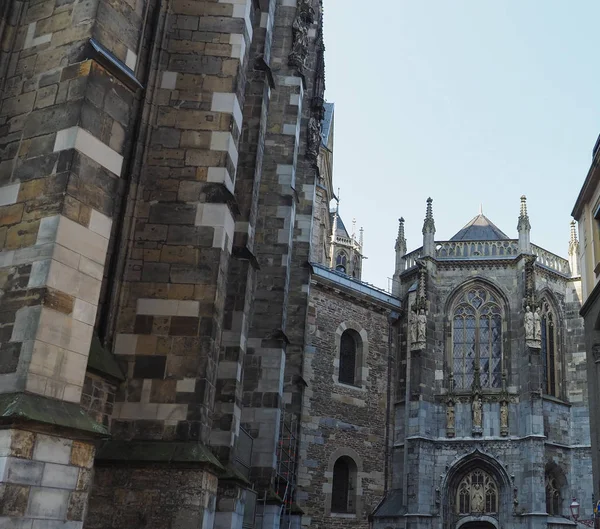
339;330;357;385
452;287;502;389
545;474;561;515
336;252;347;274
456;469;498;516
540;301;559;397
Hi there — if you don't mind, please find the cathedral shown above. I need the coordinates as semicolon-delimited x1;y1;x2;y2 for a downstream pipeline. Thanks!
0;1;592;529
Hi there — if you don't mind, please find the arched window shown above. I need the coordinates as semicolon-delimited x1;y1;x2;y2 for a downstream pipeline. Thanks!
336;252;347;274
540;300;559;397
331;456;357;513
545;474;561;515
339;330;357;385
455;469;498;516
452;287;502;389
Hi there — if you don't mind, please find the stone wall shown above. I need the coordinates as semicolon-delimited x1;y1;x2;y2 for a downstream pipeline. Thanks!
0;428;95;528
86;466;218;529
298;281;392;528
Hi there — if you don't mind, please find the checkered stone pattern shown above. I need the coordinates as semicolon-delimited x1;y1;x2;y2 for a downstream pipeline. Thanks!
0;429;95;529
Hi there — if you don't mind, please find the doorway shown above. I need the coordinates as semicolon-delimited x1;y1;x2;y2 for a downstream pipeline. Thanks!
459;523;496;529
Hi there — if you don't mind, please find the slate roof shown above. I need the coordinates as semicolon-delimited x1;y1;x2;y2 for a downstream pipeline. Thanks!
450;214;510;241
329;210;350;238
321;102;334;147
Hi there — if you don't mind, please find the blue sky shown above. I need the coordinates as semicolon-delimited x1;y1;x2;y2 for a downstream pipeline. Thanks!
323;1;600;289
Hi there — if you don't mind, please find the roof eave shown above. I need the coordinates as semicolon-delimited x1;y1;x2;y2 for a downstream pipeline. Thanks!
572;153;600;219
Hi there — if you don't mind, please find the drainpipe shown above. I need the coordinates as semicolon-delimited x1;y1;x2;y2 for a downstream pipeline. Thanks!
385;310;400;493
402;292;415;515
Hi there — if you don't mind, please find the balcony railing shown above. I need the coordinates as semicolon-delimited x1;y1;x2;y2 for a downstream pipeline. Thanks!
401;241;570;277
531;244;570;276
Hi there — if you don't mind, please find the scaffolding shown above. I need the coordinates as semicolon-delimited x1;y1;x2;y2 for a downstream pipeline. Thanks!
275;410;298;529
254;408;299;529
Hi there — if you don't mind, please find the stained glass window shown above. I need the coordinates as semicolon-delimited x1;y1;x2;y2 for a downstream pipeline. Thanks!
452;287;503;389
540;301;559;397
336;252;347;274
455;469;498;515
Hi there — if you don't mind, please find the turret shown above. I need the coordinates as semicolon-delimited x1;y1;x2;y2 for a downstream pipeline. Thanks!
517;195;531;254
422;197;436;257
569;220;580;277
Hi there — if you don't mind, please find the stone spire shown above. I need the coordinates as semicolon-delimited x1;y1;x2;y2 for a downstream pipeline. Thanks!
422;197;436;257
517;195;531;254
395;217;407;271
569;220;580;277
359;226;364;250
392;217;407;296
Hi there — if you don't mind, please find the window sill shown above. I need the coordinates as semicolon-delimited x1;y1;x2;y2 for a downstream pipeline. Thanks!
542;394;571;407
330;512;357;519
334;381;366;392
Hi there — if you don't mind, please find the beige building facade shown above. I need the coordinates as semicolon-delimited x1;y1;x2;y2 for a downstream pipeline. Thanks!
573;138;600;505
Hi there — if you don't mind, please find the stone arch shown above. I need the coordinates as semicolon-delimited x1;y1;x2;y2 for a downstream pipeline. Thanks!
545;461;568;516
444;277;511;317
444;278;510;390
326;447;364;516
441;450;511;529
334;321;369;387
456;516;499;529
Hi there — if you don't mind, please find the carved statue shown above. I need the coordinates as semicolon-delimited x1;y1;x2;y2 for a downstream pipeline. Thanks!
288;0;315;70
410;310;418;345
471;482;485;512
533;307;542;341
306;116;321;160
417;309;427;343
500;401;508;431
472;394;482;429
524;306;534;340
446;403;455;432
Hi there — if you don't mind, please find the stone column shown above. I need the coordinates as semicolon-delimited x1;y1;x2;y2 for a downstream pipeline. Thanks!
243;0;309;496
0;0;144;524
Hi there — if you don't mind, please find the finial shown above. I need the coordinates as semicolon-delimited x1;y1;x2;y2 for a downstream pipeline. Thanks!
520;195;528;217
359;226;364;248
570;220;578;243
569;219;580;276
423;198;435;235
396;217;407;254
398;217;405;240
352;217;356;240
479;203;483;215
517;195;531;233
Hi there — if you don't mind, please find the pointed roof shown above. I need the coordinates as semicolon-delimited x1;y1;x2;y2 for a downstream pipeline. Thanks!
321;103;334;147
450;214;509;241
329;210;349;238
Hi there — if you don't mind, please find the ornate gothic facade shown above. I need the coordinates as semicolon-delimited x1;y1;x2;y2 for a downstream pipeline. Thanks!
370;199;592;529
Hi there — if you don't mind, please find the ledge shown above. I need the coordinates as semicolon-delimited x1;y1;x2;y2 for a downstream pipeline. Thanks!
95;440;224;472
0;392;108;437
87;39;143;91
88;336;125;382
